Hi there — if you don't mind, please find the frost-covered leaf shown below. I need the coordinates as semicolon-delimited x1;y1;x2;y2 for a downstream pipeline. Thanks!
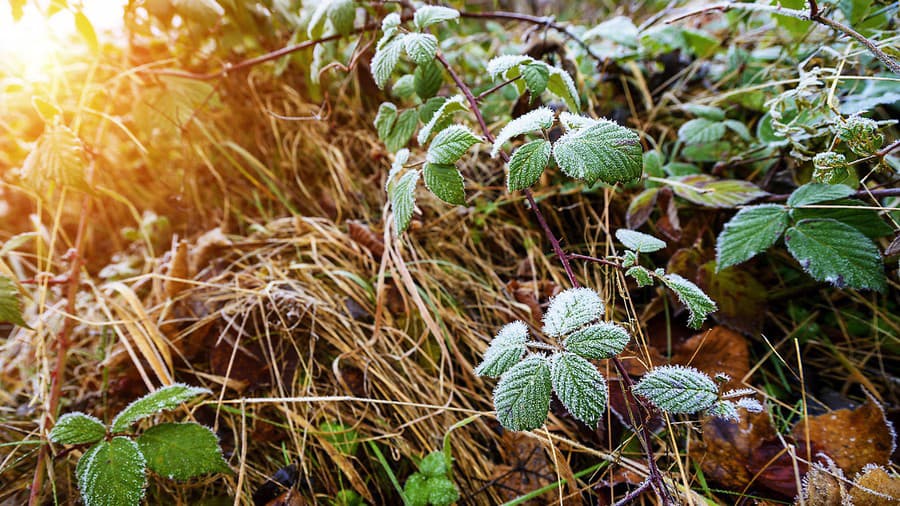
812;152;850;185
785;219;886;292
563;322;631;359
493;355;552;431
404;33;437;66
551;119;642;185
382;12;401;31
76;437;147;506
374;102;397;141
792;199;892;239
615;229;665;253
475;321;528;378
787;183;855;207
486;55;532;80
706;400;740;422
414;60;442;100
660;274;717;329
418;451;450;478
735;397;763;412
551;352;608;426
626;266;654;287
110;384;211;433
385;148;410;192
385;109;418;153
404;473;429;506
0;275;27;327
426;125;481;165
716;205;789;271
136;422;229;480
507;139;551;191
836;116;883;156
546;66;580;111
492;107;555;158
423;163;465;205
371;36;404;89
392;75;415;99
558;112;597;131
670;175;766;208
632;365;718;414
521;62;550;96
49;413;106;445
543;287;605;337
327;0;355;35
678;118;725;144
389;170;420;235
417;95;467;144
413;5;459;29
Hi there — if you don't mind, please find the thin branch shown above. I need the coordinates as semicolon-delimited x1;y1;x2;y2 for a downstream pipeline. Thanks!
475;75;521;102
762;186;900;202
666;2;900;74
567;253;623;269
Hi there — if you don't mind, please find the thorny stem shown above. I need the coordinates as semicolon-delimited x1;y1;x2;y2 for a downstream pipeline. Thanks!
666;1;900;74
436;49;672;506
29;196;92;506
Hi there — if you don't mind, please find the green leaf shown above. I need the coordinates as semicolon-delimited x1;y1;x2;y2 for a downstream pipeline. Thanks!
787;183;855;207
318;421;359;456
542;287;605;338
381;12;401;31
76;437;147;506
521;63;550;96
670;175;766;208
391;75;416;99
49;413;106;445
660;273;717;329
414;60;443;100
551;119;642;185
374;102;397;141
389;170;420;235
492;107;554;158
136;422;229;480
110;383;211;433
418;451;450;478
724;119;752;141
615;229;665;253
385;109;418;153
546;66;580;111
426;125;481;165
507;139;552;191
681;104;725;121
837;115;883;156
0;275;27;327
563;322;631;360
413;5;459;29
558;112;597;131
475;321;529;378
371;36;404;89
632;365;718;414
626;188;659;229
715;204;789;270
403;473;429;506
812;152;850;185
417;95;467;144
327;0;355;36
423;163;465;205
425;475;459;506
493;355;552;431
678;118;725;144
486;55;532;80
404;33;437;66
792;199;892;239
785;219;886;292
626;266;654;287
682;141;733;163
551;352;608;426
385;148;410;192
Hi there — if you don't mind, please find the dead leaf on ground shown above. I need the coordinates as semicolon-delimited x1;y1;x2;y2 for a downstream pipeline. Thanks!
851;465;900;506
694;410;776;490
671;326;750;391
489;431;557;505
697;261;768;336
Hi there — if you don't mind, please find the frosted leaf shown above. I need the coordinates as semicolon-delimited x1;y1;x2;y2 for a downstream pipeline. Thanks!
486;55;532;80
615;229;666;253
413;5;459;30
715;205;788;271
404;33;438;66
426;125;481;165
49;412;106;445
550;352;608;427
506;139;552;191
371;36;404;89
787;183;854;207
110;383;210;433
785;219;886;292
632;365;718;415
542;287;604;338
136;422;230;480
706;400;740;422
491;107;554;158
76;437;147;506
660;273;717;329
384;109;418;153
551;118;642;185
475;321;528;378
374;102;397;141
417;95;468;144
389;170;420;235
546;66;580;111
423;163;465;205
385;148;410;192
418;451;450;477
493;355;552;431
563;322;631;359
558;112;597;131
625;266;654;287
735;397;763;413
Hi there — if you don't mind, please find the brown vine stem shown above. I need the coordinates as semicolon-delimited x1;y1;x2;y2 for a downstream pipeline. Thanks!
435;50;672;505
665;1;900;74
28;195;92;506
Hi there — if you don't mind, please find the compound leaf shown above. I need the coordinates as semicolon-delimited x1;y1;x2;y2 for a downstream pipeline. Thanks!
493;355;552;431
551;352;608;427
136;422;229;480
716;204;789;271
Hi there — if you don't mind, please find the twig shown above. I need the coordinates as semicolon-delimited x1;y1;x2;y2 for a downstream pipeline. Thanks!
762;186;900;202
665;2;900;74
434;49;673;506
475;75;521;102
567;253;623;269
